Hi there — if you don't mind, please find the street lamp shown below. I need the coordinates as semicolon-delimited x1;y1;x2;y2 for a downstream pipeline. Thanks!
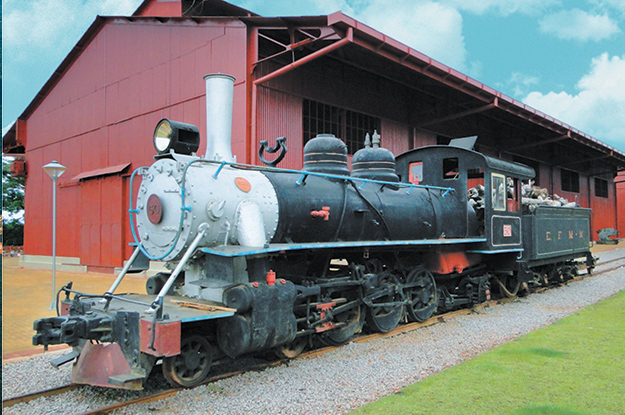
43;160;67;310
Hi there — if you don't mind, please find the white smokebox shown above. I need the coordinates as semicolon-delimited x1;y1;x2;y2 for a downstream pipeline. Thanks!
204;73;236;162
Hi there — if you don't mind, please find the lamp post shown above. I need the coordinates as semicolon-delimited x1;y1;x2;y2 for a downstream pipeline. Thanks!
43;160;67;310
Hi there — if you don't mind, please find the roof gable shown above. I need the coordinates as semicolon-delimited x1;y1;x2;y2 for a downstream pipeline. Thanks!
133;0;257;18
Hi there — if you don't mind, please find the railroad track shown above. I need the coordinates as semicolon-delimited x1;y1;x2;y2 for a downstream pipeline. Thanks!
1;302;508;413
4;257;624;414
2;384;82;409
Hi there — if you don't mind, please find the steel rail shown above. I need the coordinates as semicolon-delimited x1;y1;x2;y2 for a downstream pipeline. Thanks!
2;384;82;409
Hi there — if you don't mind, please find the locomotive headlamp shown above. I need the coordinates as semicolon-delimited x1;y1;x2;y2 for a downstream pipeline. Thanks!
153;119;200;155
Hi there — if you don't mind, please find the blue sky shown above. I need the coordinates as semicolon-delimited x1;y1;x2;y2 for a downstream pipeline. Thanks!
3;0;625;153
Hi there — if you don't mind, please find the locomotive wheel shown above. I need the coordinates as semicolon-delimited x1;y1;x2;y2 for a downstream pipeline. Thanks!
321;304;362;346
365;276;403;333
562;263;578;281
162;333;213;388
404;267;437;323
274;337;308;359
497;276;521;298
547;264;565;284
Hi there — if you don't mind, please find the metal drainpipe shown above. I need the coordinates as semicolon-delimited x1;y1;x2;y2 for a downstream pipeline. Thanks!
588;175;594;241
614;177;619;235
251;82;258;165
246;27;258;165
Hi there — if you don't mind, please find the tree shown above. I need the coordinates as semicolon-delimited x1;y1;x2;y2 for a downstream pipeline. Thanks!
2;157;25;245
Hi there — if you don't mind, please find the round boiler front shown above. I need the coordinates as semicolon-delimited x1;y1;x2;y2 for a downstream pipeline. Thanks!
135;158;279;261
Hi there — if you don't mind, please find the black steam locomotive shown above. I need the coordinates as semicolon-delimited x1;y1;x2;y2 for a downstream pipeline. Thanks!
33;75;593;390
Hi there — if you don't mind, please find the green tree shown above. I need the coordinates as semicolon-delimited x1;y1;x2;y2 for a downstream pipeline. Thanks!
2;157;25;245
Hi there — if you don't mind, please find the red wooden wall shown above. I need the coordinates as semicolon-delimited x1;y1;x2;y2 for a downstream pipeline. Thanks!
137;0;182;17
23;18;248;269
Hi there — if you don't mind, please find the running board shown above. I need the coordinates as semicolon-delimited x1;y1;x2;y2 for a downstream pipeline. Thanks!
50;350;80;368
108;371;145;390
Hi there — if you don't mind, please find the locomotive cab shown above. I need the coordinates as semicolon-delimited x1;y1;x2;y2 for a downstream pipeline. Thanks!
395;142;535;253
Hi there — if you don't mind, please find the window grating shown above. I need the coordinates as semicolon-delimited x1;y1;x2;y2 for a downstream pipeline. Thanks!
561;168;580;193
303;99;380;155
595;177;609;198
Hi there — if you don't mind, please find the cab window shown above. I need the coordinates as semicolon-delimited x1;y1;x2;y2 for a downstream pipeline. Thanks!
409;162;423;185
443;158;459;180
492;173;506;211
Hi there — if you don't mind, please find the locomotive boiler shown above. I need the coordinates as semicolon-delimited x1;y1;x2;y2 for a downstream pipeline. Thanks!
33;74;594;390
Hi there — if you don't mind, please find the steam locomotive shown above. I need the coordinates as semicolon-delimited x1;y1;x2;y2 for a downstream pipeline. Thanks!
33;74;594;390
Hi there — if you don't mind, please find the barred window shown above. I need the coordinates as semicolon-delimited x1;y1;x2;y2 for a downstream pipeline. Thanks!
303;100;380;155
595;177;609;198
561;168;579;193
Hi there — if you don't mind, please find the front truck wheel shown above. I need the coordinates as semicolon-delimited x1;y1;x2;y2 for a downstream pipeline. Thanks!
162;333;213;388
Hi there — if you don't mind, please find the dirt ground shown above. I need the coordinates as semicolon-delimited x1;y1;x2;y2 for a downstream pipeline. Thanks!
2;256;148;359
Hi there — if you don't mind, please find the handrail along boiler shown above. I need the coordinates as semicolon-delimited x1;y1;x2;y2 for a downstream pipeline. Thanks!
33;74;594;389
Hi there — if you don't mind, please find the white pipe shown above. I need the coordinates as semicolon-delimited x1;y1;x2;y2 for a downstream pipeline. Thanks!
106;246;142;295
204;74;235;162
147;223;209;312
48;179;58;310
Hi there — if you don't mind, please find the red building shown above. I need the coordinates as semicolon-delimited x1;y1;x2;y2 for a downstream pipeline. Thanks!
4;0;625;272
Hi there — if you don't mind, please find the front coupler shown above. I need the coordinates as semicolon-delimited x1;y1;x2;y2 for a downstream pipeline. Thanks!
33;313;114;348
33;305;150;390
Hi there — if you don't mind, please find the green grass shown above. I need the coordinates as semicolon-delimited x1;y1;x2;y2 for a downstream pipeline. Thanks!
352;290;625;415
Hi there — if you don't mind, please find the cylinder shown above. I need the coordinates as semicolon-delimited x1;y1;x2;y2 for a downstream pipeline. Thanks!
204;74;236;162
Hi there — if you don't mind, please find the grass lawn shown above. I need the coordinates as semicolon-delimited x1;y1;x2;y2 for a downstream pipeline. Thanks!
352;290;625;415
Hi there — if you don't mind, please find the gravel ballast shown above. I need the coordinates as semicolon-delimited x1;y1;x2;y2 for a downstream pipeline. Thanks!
3;256;624;415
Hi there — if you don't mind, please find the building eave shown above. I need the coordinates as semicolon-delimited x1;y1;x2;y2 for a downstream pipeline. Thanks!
322;12;625;168
10;9;625;172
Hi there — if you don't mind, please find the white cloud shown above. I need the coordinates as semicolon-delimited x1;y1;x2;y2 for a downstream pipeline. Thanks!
508;72;540;97
589;0;625;15
2;123;15;137
3;0;143;55
354;0;467;70
539;9;621;41
523;53;625;150
3;0;75;48
238;0;468;70
237;0;355;16
444;0;560;16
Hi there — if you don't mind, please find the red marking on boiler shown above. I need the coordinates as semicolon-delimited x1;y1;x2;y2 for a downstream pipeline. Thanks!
147;194;163;224
235;177;251;193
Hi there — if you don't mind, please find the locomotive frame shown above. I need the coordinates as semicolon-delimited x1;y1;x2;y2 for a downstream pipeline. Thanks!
33;74;594;390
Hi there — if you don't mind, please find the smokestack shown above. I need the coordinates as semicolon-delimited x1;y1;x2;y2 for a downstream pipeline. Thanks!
204;73;236;162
